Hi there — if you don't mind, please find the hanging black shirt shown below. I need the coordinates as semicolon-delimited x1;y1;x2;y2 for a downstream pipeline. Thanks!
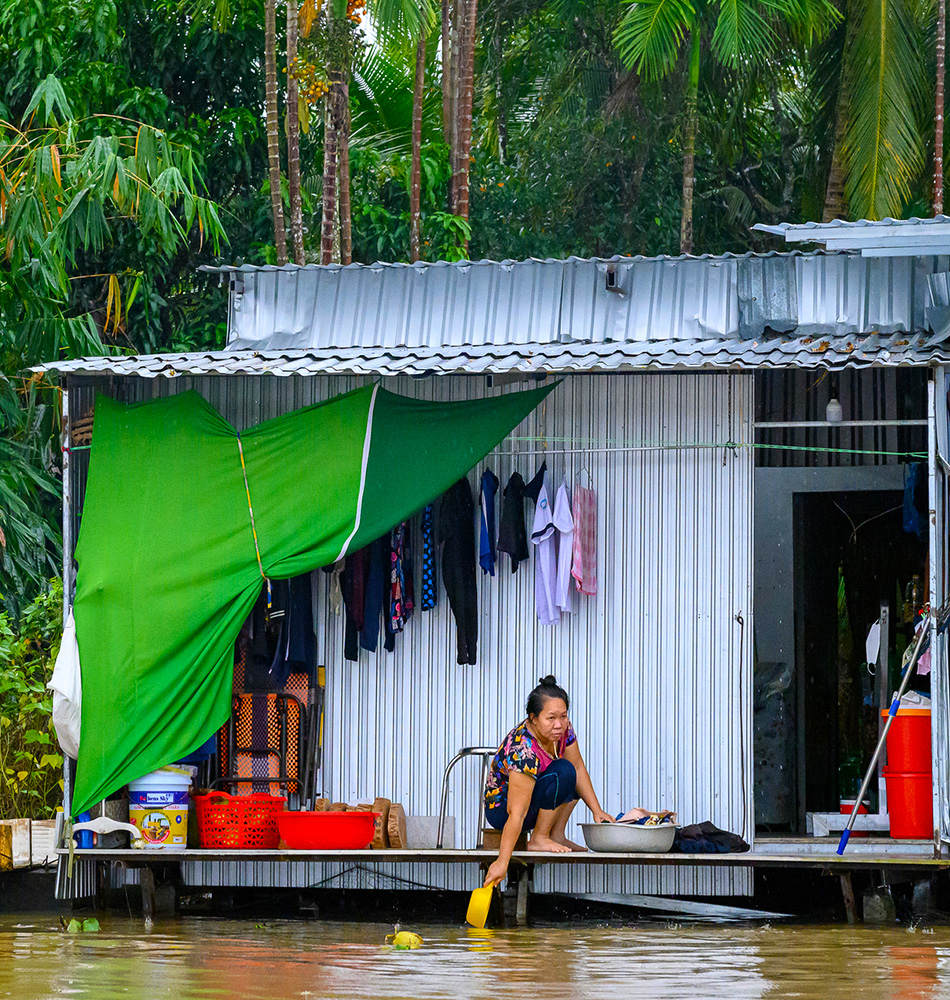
440;478;478;665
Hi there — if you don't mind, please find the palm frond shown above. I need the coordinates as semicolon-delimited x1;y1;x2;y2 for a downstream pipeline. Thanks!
841;0;927;218
614;0;696;80
711;0;776;66
369;0;437;50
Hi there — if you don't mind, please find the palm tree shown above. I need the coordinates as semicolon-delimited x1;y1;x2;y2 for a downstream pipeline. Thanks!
453;0;477;238
287;0;306;264
936;0;946;214
410;32;427;260
615;0;837;252
265;0;288;264
815;0;929;221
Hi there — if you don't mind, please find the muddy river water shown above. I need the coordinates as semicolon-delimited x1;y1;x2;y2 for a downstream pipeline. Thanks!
2;915;950;999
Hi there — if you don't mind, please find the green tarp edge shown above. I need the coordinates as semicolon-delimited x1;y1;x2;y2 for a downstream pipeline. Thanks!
71;381;555;816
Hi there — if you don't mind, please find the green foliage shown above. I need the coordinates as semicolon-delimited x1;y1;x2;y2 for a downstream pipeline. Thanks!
840;0;929;219
350;142;471;259
0;579;64;821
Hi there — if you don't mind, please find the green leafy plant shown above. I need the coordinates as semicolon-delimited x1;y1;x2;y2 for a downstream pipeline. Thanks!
0;579;64;820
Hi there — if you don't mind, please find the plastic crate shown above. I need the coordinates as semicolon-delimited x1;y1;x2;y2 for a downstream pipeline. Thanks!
194;791;286;850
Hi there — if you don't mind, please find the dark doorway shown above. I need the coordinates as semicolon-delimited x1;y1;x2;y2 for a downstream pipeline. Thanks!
792;490;926;826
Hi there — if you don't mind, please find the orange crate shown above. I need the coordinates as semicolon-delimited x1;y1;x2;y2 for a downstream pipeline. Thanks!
194;791;286;850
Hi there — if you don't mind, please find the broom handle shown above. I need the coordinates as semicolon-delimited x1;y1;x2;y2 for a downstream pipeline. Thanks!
837;614;930;856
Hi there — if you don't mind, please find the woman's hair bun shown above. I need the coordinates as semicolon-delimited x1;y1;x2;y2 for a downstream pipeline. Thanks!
526;675;569;716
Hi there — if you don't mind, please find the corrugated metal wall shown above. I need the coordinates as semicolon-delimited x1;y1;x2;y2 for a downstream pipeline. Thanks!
74;370;754;896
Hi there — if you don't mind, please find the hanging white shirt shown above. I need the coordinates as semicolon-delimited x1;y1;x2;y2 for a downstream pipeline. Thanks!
531;477;559;624
553;481;574;613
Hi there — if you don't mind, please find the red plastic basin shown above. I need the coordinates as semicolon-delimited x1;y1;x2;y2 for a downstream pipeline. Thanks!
277;810;377;850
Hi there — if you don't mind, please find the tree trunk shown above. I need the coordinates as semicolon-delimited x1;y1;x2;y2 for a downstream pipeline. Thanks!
454;0;477;242
410;33;426;262
265;0;288;265
446;0;461;213
339;79;352;265
679;28;700;255
321;71;342;265
823;12;854;222
286;0;305;264
442;0;453;148
937;0;946;215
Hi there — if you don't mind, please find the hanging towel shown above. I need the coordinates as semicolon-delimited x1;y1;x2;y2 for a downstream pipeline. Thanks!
571;479;597;596
420;503;438;610
553;480;574;613
328;561;343;616
531;472;559;625
49;610;82;758
479;469;499;576
440;478;479;664
497;472;529;572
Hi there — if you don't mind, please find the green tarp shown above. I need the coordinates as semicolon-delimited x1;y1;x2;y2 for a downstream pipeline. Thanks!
72;382;554;816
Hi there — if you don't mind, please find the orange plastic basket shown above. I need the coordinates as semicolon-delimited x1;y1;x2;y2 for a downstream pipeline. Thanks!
194;791;286;850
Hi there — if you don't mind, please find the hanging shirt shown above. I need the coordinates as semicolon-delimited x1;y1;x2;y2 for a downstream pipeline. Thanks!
553;481;574;613
479;469;499;576
571;479;598;596
420;503;438;610
440;478;479;665
524;461;547;503
390;521;414;633
531;474;559;625
497;472;529;572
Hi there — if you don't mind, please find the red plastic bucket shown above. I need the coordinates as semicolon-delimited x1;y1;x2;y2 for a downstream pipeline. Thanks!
882;768;933;838
882;708;931;773
839;799;869;838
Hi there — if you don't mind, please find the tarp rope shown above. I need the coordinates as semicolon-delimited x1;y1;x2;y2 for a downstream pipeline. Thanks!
235;432;271;610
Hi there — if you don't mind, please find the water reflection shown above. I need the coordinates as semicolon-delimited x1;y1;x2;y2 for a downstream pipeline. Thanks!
1;917;949;1000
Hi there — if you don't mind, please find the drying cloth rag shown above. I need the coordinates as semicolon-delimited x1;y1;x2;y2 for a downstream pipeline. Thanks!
571;479;597;595
672;821;750;854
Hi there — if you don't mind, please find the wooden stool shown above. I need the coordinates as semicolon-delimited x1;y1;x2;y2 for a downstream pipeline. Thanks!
481;828;528;852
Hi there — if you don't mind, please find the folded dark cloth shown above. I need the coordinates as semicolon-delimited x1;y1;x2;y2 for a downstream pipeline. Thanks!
672;821;749;854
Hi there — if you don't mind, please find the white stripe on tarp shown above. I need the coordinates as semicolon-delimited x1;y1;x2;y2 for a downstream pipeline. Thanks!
335;384;379;562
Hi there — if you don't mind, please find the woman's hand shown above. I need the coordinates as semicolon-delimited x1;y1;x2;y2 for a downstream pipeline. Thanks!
484;859;508;887
591;807;615;824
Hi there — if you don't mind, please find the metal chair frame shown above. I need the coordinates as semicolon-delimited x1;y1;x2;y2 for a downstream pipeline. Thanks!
212;691;307;796
436;746;499;849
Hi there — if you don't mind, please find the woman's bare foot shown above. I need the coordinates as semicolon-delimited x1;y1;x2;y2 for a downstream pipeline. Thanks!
553;836;588;852
527;834;571;853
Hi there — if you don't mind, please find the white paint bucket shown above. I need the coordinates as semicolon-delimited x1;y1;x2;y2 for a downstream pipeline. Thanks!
128;768;191;849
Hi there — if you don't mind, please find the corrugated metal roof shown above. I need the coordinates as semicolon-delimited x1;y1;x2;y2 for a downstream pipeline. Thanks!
31;331;950;379
754;216;950;256
31;248;950;377
202;250;941;353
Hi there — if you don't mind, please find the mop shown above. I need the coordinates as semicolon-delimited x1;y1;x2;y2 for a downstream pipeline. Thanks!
837;614;931;855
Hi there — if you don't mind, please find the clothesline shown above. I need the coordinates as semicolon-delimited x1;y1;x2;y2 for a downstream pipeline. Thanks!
488;441;927;459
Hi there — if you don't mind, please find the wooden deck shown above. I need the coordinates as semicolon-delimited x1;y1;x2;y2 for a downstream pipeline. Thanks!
59;845;950;871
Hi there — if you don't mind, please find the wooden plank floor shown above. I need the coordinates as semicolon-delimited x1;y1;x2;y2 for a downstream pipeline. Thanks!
58;847;949;870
